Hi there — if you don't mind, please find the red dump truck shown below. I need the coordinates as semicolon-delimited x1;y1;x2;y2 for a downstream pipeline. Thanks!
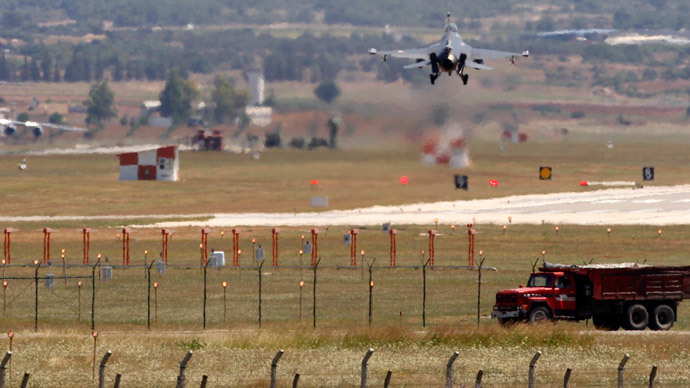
492;263;690;330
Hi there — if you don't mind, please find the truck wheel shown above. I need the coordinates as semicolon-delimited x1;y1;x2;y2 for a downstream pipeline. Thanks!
499;318;517;326
593;315;620;331
528;307;551;323
624;304;649;330
649;305;675;331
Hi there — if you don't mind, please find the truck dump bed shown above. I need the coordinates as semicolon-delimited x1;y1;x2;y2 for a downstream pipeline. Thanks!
541;262;690;301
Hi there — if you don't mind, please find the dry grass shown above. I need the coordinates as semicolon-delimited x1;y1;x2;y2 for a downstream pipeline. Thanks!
3;326;690;387
0;224;688;385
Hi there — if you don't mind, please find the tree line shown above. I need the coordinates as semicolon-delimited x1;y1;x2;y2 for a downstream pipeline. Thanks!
83;69;249;128
0;29;413;84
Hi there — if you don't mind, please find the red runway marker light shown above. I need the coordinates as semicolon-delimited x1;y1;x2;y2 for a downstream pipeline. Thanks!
399;176;409;185
489;179;499;186
310;179;319;185
580;181;588;186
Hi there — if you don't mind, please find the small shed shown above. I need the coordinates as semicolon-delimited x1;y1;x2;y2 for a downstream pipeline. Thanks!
119;145;179;181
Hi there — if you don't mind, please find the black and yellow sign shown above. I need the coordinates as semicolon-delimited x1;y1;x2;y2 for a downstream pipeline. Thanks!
539;166;552;180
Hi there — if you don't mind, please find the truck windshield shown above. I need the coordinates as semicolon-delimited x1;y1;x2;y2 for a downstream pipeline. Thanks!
528;274;553;288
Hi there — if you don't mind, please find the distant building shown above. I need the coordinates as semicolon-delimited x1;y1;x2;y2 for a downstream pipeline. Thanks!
140;100;172;128
245;106;272;127
246;69;264;106
141;101;161;117
68;104;87;114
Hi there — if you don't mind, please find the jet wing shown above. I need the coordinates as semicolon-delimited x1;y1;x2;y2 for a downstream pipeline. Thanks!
371;46;435;60
39;123;88;132
4;120;87;132
471;48;529;61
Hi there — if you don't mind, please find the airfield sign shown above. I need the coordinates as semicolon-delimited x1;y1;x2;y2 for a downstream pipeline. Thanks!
539;167;552;180
643;167;654;181
454;174;468;190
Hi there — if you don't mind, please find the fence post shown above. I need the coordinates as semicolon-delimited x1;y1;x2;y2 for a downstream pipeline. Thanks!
368;259;375;326
270;349;284;388
477;257;485;325
292;373;300;388
34;261;40;332
313;259;320;328
92;257;101;331
422;257;430;327
200;375;208;388
618;354;629;388
203;261;208;330
0;351;11;388
384;371;392;388
475;369;484;388
147;261;154;330
360;348;374;388
649;365;657;388
98;350;112;388
19;373;29;388
114;373;121;388
258;261;264;328
564;368;572;388
528;351;542;388
175;351;193;388
445;351;459;388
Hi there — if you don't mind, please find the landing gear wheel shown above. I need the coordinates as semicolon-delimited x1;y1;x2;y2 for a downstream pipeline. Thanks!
462;74;469;85
649;305;674;331
624;304;649;330
430;74;437;85
528;307;551;323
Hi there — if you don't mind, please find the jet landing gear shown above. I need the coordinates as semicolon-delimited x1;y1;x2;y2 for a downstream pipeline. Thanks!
455;53;468;85
430;73;439;85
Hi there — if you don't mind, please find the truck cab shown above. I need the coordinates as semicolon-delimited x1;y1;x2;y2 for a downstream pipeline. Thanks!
492;272;577;324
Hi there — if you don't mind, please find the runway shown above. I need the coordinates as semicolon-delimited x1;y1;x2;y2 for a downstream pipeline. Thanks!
3;184;690;227
148;184;690;228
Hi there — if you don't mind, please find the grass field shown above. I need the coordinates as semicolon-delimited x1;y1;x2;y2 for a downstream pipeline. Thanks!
4;136;690;218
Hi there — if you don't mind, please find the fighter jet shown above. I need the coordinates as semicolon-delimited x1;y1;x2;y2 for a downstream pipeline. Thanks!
0;118;87;139
369;12;529;85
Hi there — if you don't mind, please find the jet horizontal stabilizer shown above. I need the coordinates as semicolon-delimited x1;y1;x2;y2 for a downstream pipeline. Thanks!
465;62;493;70
403;61;430;69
